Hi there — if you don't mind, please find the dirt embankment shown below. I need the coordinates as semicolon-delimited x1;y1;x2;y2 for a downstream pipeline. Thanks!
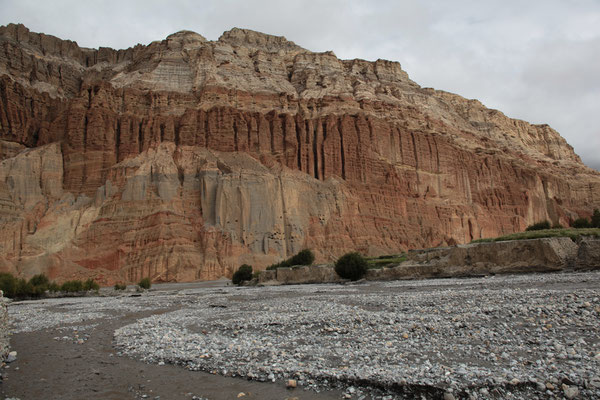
259;237;600;285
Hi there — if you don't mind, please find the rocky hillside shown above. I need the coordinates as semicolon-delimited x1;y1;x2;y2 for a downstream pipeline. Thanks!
0;23;598;284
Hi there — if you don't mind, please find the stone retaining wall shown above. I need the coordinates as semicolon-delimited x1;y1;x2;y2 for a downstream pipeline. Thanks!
259;237;600;285
0;293;9;361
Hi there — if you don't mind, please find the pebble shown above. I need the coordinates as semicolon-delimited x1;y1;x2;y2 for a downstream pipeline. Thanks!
286;379;297;388
563;384;579;399
6;351;17;363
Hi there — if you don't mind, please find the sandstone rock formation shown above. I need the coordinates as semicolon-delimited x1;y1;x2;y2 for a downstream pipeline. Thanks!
0;23;598;284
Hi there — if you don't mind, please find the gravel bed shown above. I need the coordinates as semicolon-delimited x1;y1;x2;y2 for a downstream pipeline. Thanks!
9;291;185;333
112;272;600;399
7;272;600;399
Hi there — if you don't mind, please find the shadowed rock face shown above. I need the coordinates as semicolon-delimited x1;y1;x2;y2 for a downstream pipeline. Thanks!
0;23;598;284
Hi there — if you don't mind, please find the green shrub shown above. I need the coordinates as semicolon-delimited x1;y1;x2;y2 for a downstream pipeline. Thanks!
552;223;564;229
573;218;591;229
335;252;368;281
114;282;127;291
232;264;253;285
592;209;600;228
138;277;151;290
15;278;35;297
0;272;18;298
29;274;50;288
83;278;100;291
525;220;551;231
48;282;60;292
266;249;315;270
288;249;315;266
61;280;84;293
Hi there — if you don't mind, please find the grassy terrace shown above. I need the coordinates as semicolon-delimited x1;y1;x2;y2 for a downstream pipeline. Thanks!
366;254;407;269
471;228;600;243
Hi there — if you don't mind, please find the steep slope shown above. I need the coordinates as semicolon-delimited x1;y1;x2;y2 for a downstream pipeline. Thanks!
0;23;598;284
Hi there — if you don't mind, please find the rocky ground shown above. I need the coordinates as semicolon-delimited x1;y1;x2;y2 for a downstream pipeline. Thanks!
1;272;600;399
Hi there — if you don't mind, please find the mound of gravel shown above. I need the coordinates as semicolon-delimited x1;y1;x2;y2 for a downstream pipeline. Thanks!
114;273;600;399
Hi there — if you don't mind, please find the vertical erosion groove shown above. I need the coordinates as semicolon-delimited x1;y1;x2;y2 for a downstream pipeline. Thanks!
397;126;404;164
338;117;346;180
321;121;327;180
295;118;302;172
137;121;143;154
233;117;239;152
246;116;252;152
312;121;319;180
281;114;287;154
269;115;275;153
82;114;88;187
204;111;209;148
0;80;14;134
278;176;290;258
115;119;121;163
411;131;420;185
174;121;180;147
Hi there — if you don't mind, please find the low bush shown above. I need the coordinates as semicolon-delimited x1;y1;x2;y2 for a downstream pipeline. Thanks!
525;220;551;231
83;278;100;291
114;283;127;291
266;249;315;270
0;273;102;298
29;274;50;288
335;252;368;281
61;280;84;293
48;282;60;292
138;277;151;290
1;273;55;298
0;272;18;298
572;218;591;229
232;264;253;285
592;209;600;228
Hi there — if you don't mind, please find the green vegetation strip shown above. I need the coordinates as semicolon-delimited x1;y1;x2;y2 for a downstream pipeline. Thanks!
366;254;407;269
471;228;600;243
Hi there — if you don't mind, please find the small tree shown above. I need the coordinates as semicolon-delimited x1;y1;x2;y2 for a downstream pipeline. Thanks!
114;283;127;291
573;217;591;229
61;280;84;293
525;220;551;231
138;277;151;290
232;264;253;285
335;252;368;281
83;278;100;291
289;249;315;266
29;274;50;288
592;209;600;228
0;273;17;298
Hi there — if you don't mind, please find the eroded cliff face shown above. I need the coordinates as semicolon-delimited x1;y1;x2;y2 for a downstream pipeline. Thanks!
0;23;598;284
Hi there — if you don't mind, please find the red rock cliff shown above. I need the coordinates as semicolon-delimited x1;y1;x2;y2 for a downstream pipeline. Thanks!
0;24;598;284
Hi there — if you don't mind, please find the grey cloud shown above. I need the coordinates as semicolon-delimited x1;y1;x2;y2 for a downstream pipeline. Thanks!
0;0;598;170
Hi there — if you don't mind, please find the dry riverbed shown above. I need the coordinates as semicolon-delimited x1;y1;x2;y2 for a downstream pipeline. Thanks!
1;272;600;399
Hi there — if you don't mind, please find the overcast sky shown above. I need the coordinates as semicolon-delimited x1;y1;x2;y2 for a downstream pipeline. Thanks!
1;0;599;170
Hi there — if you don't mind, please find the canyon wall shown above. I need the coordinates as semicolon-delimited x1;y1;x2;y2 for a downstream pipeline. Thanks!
0;24;598;284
